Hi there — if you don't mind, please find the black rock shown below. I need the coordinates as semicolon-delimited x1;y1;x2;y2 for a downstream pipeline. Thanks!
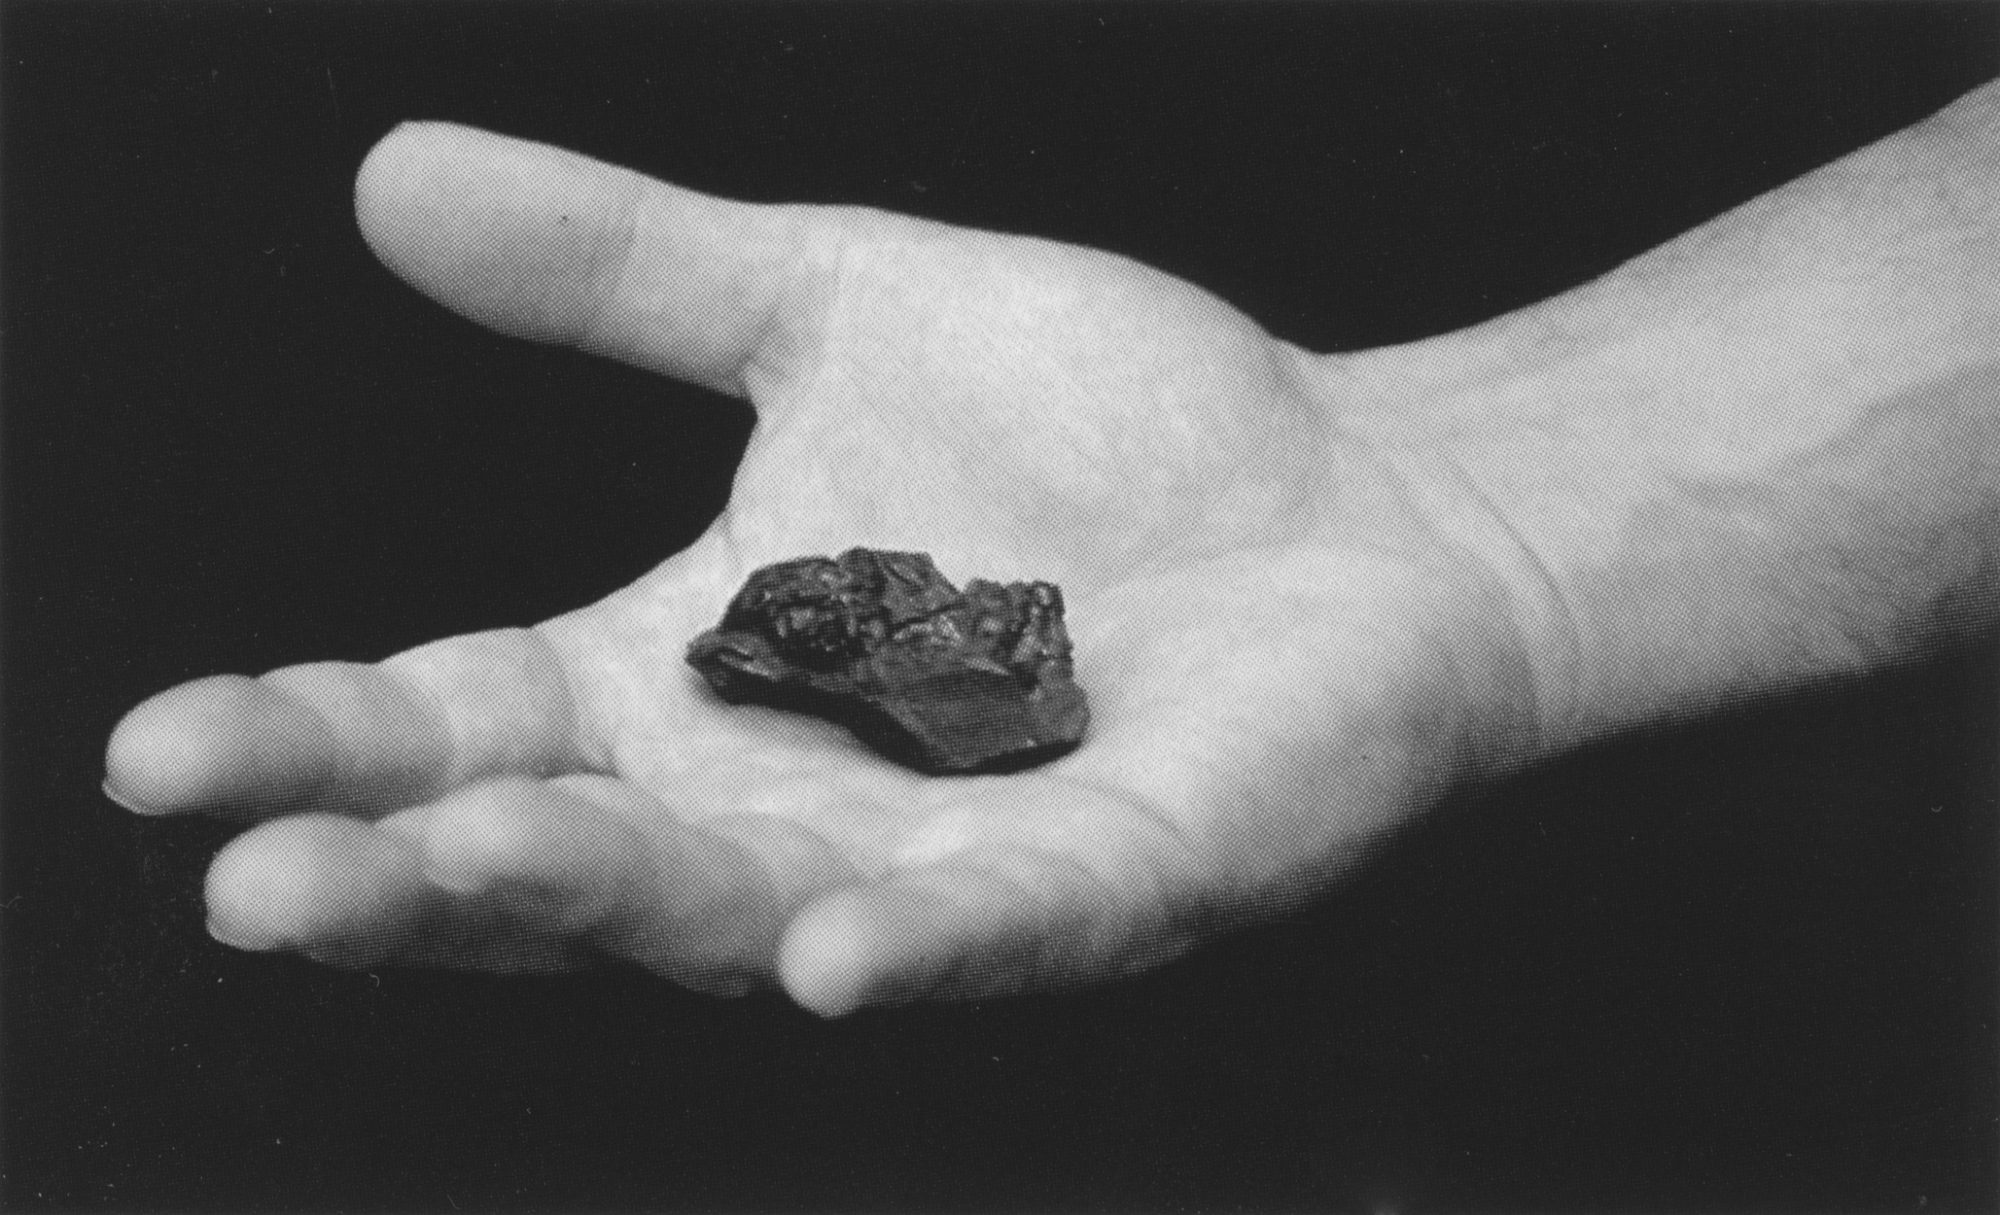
686;549;1089;774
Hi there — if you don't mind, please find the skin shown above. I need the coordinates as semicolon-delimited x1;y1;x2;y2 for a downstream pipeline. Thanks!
104;81;1999;1017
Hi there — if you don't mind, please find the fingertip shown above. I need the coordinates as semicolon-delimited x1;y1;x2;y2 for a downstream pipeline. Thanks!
396;778;634;904
776;894;879;1018
353;120;817;395
205;815;432;959
104;675;334;816
778;847;1152;1014
397;780;552;895
353;119;643;346
777;885;970;1017
353;121;471;262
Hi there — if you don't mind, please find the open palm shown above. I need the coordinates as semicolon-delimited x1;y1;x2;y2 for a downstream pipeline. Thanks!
107;124;1546;1014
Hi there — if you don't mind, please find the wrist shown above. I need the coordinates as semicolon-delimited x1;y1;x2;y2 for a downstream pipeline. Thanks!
1312;82;2000;754
1300;345;1587;765
1280;344;1585;776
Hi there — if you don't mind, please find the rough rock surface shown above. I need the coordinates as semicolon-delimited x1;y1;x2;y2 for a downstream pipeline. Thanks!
686;548;1089;774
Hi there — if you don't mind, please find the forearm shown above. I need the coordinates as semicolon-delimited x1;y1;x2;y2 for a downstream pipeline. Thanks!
1358;79;2000;751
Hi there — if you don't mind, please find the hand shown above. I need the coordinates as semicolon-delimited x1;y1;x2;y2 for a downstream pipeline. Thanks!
104;123;1561;1014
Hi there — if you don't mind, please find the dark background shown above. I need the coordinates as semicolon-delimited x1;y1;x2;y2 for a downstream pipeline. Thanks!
4;2;1996;1210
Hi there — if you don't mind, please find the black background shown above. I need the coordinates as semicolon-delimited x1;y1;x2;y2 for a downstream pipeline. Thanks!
4;3;1996;1210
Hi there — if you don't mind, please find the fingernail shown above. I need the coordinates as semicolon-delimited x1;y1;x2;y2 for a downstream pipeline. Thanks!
101;778;151;815
206;914;280;952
